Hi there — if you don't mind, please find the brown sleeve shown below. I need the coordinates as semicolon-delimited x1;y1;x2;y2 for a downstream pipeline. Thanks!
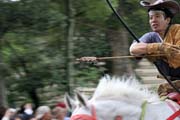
164;24;180;45
146;43;161;54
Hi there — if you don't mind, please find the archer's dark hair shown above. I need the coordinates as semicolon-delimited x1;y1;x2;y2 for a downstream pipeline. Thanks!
148;7;173;24
148;7;174;19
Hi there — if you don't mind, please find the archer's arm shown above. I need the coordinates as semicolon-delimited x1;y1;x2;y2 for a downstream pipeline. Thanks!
129;43;148;55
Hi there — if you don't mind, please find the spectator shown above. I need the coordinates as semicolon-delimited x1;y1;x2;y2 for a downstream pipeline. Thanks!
35;106;52;120
13;115;23;120
2;108;17;120
52;102;70;120
0;106;7;120
17;103;34;120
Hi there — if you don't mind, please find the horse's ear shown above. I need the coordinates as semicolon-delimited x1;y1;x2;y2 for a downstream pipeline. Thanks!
75;90;87;107
64;92;76;111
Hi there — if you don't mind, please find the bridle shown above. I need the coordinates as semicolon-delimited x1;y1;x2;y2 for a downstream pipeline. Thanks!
105;0;180;93
70;101;146;120
70;104;97;120
70;99;180;120
70;103;124;120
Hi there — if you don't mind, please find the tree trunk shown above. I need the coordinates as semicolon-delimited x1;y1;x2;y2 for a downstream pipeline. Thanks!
64;0;76;94
107;30;133;76
28;89;39;108
0;42;7;107
0;78;7;107
106;0;133;76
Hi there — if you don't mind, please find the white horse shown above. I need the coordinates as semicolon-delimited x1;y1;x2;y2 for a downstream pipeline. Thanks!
65;76;180;120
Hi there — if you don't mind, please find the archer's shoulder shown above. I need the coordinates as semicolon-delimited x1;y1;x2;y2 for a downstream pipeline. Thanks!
143;32;158;36
169;24;180;33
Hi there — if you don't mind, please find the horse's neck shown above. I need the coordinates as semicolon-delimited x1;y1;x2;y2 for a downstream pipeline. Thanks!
145;101;180;120
93;100;180;120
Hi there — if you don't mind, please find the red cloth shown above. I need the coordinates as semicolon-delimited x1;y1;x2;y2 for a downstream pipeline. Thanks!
56;102;66;108
168;92;180;105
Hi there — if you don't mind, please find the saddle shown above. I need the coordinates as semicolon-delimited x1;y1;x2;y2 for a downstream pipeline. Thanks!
167;92;180;105
166;94;180;120
158;80;180;98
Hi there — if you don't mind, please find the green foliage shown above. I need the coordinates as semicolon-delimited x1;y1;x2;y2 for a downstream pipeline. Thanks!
0;0;168;106
76;0;112;21
74;65;105;87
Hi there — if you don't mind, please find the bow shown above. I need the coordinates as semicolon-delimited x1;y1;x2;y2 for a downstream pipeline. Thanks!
105;0;180;93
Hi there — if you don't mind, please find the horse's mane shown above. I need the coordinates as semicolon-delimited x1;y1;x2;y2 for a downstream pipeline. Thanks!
91;75;159;105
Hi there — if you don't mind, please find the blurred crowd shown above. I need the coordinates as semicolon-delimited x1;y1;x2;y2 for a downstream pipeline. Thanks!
0;102;70;120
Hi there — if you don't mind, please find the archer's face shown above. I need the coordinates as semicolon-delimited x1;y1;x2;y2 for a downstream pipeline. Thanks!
148;10;170;33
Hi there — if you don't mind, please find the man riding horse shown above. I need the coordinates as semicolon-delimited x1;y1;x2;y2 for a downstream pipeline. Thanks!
130;0;180;97
79;0;180;98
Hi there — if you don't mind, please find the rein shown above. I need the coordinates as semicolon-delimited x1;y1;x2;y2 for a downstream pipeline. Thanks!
139;100;180;120
140;101;148;120
71;101;148;120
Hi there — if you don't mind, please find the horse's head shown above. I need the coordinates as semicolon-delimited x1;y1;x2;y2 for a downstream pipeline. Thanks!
65;91;144;120
65;76;159;120
65;91;97;120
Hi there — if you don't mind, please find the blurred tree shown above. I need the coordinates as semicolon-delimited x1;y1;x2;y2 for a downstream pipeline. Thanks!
0;0;68;107
0;0;177;107
64;0;76;94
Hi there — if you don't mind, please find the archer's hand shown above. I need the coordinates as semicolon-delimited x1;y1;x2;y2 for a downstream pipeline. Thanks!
77;57;97;62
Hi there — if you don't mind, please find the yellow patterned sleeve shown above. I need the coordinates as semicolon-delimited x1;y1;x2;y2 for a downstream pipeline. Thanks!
164;24;180;68
164;24;180;45
174;25;180;45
